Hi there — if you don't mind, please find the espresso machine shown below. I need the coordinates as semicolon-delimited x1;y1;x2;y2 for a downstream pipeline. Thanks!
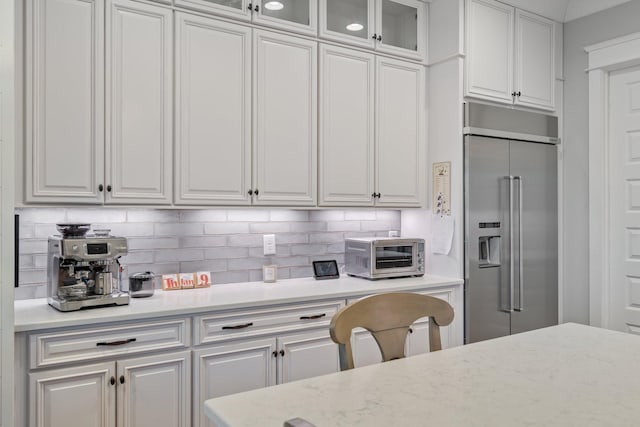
48;223;129;312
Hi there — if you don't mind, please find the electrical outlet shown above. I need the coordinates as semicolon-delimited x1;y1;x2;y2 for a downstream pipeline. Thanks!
388;230;400;238
263;234;276;256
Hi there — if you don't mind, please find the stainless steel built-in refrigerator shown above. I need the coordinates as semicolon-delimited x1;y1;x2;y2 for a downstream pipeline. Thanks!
464;102;558;344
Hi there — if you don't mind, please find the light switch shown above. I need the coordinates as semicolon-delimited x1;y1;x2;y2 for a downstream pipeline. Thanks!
263;234;276;256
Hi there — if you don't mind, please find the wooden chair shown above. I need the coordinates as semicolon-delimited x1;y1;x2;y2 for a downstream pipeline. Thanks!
329;292;454;370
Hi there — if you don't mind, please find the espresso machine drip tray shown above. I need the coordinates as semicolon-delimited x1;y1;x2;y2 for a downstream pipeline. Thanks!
48;293;130;312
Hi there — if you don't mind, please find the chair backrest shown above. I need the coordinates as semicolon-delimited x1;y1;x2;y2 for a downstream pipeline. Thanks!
329;292;454;370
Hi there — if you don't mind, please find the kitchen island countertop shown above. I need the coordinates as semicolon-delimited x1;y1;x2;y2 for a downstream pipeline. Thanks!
14;274;462;332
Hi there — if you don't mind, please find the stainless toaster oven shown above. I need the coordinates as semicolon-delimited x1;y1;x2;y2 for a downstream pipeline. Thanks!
344;237;425;279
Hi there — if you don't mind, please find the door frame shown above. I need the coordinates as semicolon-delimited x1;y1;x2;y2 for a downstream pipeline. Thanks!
587;32;640;327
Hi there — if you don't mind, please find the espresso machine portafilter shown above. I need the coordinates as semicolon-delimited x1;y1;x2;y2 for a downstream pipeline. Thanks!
47;224;130;312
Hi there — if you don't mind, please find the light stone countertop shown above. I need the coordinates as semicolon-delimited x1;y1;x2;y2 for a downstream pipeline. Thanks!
205;323;640;427
14;274;462;332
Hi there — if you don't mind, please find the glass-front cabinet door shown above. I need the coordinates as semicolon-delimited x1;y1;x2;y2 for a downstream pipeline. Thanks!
175;0;317;36
319;0;375;49
174;0;252;21
253;0;317;36
320;0;426;60
376;0;426;60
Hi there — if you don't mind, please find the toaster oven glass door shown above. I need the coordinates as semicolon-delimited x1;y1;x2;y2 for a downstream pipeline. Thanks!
374;245;414;269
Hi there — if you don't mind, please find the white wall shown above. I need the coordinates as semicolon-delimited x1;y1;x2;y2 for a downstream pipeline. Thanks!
0;0;16;424
563;0;640;323
402;0;464;279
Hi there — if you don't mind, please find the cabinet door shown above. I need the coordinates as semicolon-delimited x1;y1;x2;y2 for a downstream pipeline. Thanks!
464;0;514;104
277;329;340;384
514;9;555;111
29;362;115;427
174;0;251;22
105;0;172;204
376;0;427;61
319;44;375;206
350;328;383;368
319;0;375;49
253;30;317;206
375;57;425;207
25;0;104;203
175;13;252;205
193;339;276;427
117;351;191;427
253;0;318;36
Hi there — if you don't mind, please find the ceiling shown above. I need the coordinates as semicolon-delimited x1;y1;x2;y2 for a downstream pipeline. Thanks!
503;0;632;22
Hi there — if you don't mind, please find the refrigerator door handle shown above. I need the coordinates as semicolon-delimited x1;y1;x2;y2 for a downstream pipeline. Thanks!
507;175;515;313
515;176;524;312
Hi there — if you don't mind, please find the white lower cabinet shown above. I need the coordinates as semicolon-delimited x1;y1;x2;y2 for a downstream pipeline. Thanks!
193;329;339;427
28;350;190;427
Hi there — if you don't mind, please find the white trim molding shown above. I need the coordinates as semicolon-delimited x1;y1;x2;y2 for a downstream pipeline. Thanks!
587;32;640;328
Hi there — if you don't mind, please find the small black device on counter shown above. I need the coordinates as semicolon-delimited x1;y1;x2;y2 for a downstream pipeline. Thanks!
312;260;339;280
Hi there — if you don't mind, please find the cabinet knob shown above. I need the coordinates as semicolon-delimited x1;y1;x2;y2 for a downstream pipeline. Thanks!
272;351;278;358
517;91;522;97
377;34;382;42
248;189;254;196
247;2;252;10
119;375;125;384
279;349;285;357
512;91;517;97
371;33;377;40
110;376;116;386
254;4;259;12
107;185;112;192
98;184;104;192
409;327;414;334
254;189;259;196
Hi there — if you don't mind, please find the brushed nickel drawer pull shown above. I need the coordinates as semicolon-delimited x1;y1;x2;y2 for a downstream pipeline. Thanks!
299;313;326;320
96;338;137;347
221;322;254;330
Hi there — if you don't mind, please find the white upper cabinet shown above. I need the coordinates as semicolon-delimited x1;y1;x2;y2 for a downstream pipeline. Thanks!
320;0;426;61
174;0;317;36
175;13;252;205
375;56;424;207
106;0;173;204
25;0;105;203
514;9;555;110
253;30;317;206
319;45;424;207
464;0;555;111
319;44;375;206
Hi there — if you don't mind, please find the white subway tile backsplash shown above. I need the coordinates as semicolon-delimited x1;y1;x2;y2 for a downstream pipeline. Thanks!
15;208;401;299
155;222;204;236
205;223;250;235
345;210;377;220
269;210;309;222
181;236;227;248
127;209;180;223
67;208;127;223
228;257;269;270
155;248;204;263
128;237;180;250
248;222;290;233
180;210;227;223
205;247;250;259
228;209;270;222
327;221;361;232
227;234;264;247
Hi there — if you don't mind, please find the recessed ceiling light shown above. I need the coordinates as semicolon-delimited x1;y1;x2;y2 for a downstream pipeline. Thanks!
264;1;284;10
346;23;364;32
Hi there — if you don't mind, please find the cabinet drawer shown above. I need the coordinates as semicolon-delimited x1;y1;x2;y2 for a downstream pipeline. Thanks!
194;300;344;345
29;318;190;369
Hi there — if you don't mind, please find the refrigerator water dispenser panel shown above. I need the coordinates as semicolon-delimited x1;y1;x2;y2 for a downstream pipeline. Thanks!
478;236;501;268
